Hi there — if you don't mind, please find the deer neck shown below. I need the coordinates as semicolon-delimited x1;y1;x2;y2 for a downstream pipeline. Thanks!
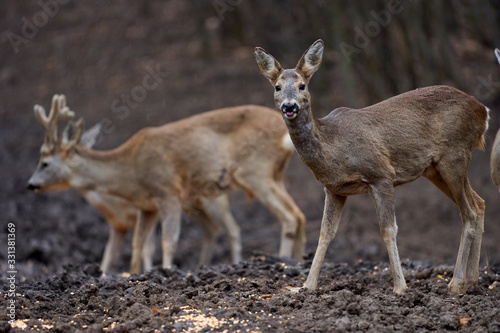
284;105;323;161
68;147;135;198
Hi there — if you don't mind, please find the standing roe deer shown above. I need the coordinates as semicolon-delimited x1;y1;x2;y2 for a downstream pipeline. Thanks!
28;94;305;274
490;48;500;190
255;39;489;294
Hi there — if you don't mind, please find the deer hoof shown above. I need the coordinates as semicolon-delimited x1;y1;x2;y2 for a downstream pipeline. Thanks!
286;286;302;293
448;279;467;295
393;284;408;294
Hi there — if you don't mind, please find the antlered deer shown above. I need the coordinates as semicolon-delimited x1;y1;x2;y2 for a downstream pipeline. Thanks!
28;95;305;274
491;48;500;190
255;39;489;294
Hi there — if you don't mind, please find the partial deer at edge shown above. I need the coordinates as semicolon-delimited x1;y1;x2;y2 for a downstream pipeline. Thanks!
28;95;305;274
255;39;488;294
490;48;500;190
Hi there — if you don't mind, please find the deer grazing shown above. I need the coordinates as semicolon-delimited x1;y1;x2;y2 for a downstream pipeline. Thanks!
28;94;305;274
255;39;489;294
491;48;500;190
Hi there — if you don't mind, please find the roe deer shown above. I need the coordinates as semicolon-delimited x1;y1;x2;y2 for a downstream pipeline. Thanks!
28;94;305;274
255;39;489;294
491;48;500;190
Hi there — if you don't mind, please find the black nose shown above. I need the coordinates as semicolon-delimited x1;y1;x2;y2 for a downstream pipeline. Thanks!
27;183;40;191
281;103;298;112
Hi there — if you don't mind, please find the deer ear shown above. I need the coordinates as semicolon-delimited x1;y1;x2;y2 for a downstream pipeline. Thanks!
296;39;324;81
254;47;282;85
61;118;83;149
80;123;102;148
495;48;500;65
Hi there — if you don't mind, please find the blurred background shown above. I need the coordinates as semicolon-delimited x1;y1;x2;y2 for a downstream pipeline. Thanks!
1;0;499;279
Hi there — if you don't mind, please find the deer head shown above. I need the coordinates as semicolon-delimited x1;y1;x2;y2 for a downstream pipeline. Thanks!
255;39;324;120
28;94;101;192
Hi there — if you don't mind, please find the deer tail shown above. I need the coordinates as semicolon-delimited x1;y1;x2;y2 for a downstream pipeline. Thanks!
476;106;490;151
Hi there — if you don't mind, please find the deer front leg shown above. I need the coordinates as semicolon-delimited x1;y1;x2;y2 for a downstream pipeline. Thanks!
369;180;407;294
159;199;182;269
303;188;346;290
100;227;127;274
130;210;158;274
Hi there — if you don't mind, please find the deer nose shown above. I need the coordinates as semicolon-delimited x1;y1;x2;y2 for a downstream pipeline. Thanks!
281;103;298;113
27;183;40;191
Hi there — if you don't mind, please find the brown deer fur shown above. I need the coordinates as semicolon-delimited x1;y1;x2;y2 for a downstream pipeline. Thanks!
28;95;305;274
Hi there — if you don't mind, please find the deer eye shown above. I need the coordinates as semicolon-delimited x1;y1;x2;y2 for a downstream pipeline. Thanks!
299;84;306;90
41;162;49;169
275;85;281;92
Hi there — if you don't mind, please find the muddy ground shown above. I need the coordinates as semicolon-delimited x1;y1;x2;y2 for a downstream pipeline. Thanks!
2;257;500;332
1;1;500;332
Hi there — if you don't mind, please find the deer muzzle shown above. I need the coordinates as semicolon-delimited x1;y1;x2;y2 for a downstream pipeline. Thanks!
27;183;41;192
281;103;299;120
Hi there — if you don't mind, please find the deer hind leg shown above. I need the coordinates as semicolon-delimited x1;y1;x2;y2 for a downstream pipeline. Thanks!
202;195;242;264
100;227;127;274
142;218;158;272
235;174;305;261
423;164;457;204
130;210;158;274
158;199;182;269
465;190;484;288
186;198;223;266
275;179;306;260
370;180;407;294
436;160;485;294
303;188;346;290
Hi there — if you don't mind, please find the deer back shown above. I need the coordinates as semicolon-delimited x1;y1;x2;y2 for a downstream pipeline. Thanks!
125;105;290;200
306;86;488;192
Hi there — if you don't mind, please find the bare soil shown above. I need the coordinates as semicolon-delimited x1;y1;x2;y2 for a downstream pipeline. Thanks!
1;1;500;332
2;257;500;332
